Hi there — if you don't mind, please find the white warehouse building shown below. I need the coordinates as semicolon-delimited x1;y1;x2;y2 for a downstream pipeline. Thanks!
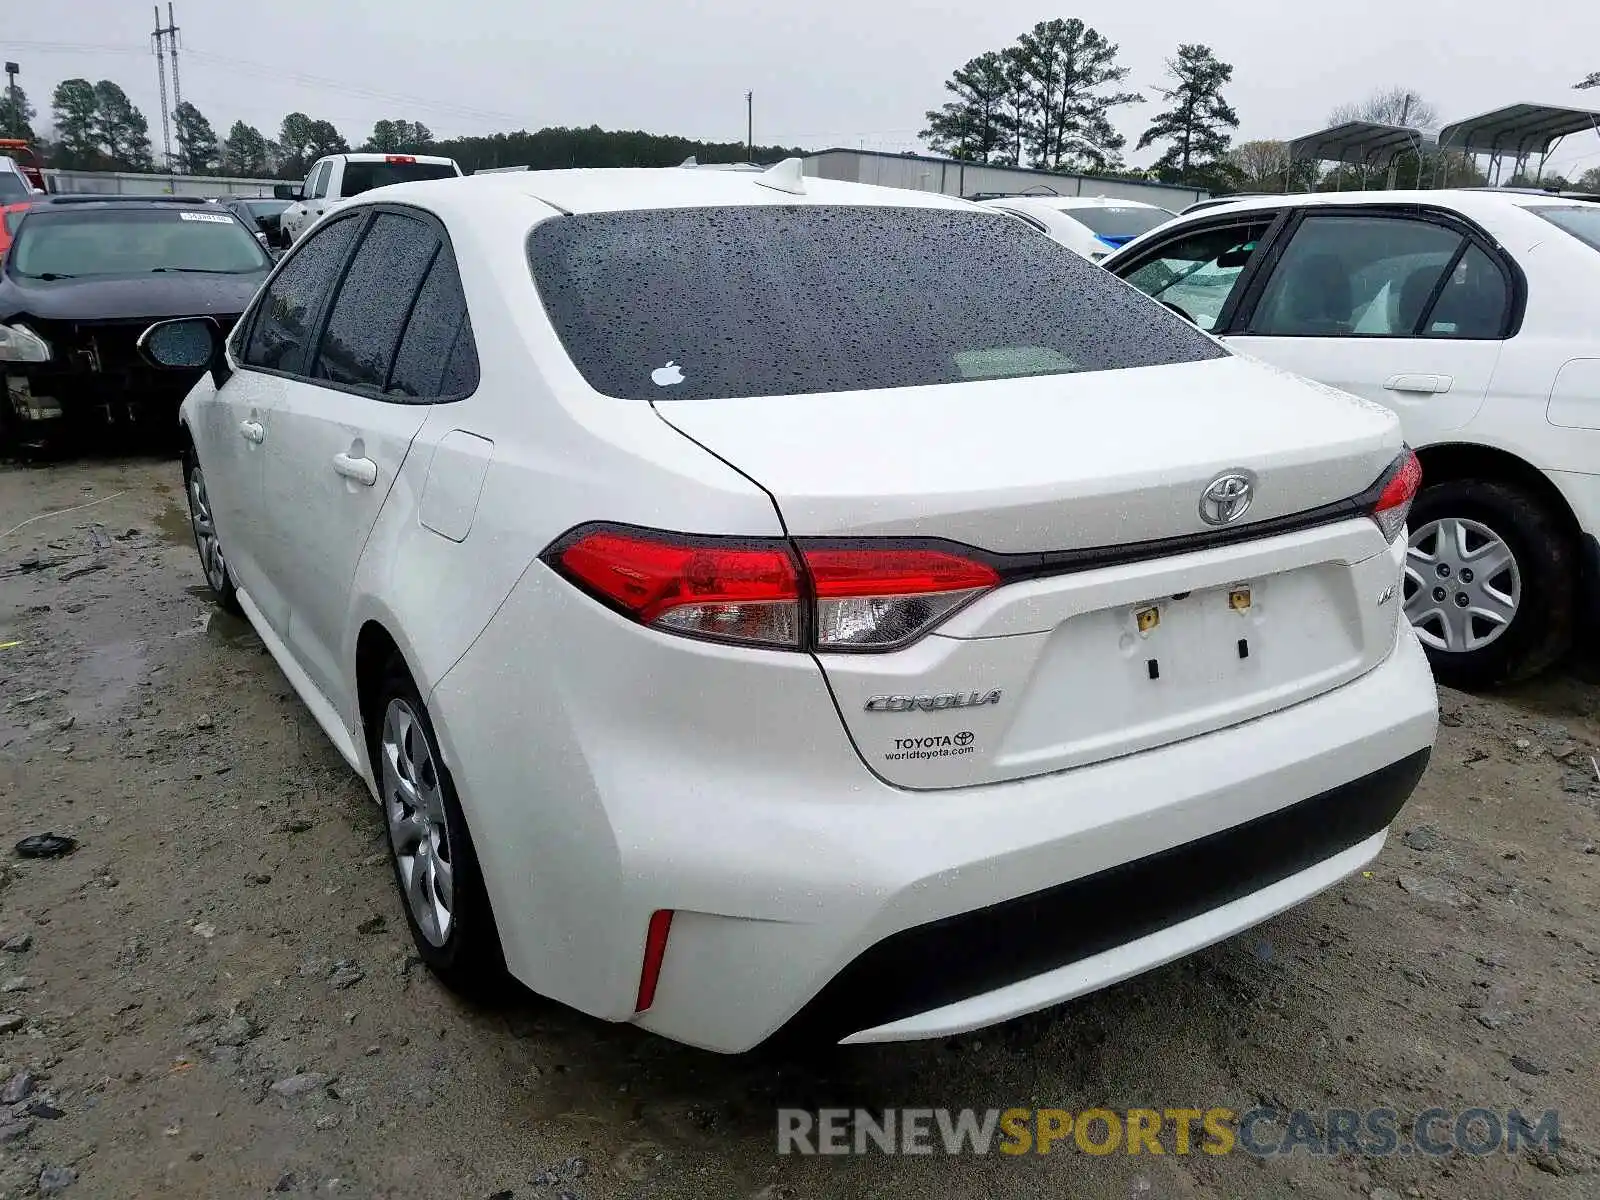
800;148;1210;209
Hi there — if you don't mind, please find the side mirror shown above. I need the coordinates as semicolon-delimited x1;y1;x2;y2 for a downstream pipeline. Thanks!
272;183;300;201
137;317;221;370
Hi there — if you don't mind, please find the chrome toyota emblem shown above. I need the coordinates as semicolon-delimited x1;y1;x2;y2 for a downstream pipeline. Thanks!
1199;473;1254;526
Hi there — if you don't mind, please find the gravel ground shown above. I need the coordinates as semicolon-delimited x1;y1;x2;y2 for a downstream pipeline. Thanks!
1;455;1597;1200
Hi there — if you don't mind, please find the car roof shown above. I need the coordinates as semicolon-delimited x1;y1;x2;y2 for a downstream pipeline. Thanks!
338;152;458;166
20;198;222;215
360;165;983;217
982;195;1164;211
30;193;210;206
1162;188;1593;221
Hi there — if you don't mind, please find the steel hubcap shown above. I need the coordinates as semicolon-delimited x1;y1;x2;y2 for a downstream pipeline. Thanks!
188;467;228;593
1404;517;1521;653
380;698;455;947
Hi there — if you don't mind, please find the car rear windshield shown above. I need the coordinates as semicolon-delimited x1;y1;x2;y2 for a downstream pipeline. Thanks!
1062;205;1177;239
8;208;273;278
0;173;27;203
342;161;458;197
242;199;290;217
527;205;1225;401
1533;205;1600;253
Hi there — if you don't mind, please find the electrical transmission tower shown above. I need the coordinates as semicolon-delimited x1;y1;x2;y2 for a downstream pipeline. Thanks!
151;4;182;172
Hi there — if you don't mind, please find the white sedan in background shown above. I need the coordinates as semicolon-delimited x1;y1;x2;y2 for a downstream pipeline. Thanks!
977;194;1178;259
138;163;1434;1052
1105;189;1600;688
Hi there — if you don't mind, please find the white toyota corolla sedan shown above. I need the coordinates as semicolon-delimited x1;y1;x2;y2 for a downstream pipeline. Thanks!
137;162;1437;1053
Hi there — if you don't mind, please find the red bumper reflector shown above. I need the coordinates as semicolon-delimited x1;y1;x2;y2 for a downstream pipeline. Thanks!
635;909;674;1012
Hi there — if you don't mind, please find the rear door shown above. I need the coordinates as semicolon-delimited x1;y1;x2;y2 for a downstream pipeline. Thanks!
1222;207;1513;441
255;206;458;719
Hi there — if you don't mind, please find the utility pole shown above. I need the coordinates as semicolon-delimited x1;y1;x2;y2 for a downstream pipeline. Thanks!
3;62;18;139
152;4;182;175
745;91;753;162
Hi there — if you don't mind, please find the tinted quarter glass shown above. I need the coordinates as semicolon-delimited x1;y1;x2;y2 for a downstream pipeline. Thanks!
312;212;439;391
528;205;1225;402
1419;243;1509;339
388;248;478;399
242;214;359;374
1247;215;1465;337
1119;221;1272;331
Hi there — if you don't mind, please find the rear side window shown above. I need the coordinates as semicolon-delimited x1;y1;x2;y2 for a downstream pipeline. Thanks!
312;212;439;390
527;205;1225;402
241;214;360;374
1246;213;1510;339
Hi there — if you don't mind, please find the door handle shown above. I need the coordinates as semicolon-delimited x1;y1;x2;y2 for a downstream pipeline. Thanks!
239;419;264;443
333;452;378;486
1383;373;1452;395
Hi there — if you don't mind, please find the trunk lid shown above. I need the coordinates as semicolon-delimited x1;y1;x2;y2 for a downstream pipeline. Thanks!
655;355;1409;788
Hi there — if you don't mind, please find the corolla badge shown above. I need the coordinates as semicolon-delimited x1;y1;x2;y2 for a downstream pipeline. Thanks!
864;690;1002;713
1199;472;1253;526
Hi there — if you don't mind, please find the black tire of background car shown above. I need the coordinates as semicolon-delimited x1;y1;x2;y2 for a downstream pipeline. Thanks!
181;449;243;616
370;654;508;1000
1409;480;1576;689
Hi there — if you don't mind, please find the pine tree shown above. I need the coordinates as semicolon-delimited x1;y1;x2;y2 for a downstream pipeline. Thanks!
174;101;220;174
1137;44;1241;189
921;52;1014;163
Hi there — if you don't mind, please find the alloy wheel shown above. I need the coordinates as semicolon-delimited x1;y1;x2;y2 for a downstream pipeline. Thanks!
188;466;228;593
380;698;455;947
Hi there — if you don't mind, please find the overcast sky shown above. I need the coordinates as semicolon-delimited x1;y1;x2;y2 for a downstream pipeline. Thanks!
10;0;1600;174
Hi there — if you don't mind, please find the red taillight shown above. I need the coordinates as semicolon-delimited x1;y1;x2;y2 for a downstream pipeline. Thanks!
384;154;416;163
635;909;673;1012
804;547;1000;650
554;528;802;647
546;527;1000;651
1372;448;1422;542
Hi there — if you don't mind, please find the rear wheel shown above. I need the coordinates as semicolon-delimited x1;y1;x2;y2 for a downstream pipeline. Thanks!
371;655;506;997
182;451;242;615
1403;480;1574;688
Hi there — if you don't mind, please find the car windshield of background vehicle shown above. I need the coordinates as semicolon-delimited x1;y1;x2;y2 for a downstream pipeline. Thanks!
341;162;459;197
7;209;274;279
243;200;291;218
1063;206;1178;240
0;173;28;203
1533;205;1600;253
527;205;1226;401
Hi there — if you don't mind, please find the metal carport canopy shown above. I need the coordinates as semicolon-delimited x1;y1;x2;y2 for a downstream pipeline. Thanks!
1288;121;1432;168
1436;103;1600;158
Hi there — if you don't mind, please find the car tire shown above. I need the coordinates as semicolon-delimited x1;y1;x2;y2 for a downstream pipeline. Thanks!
1403;479;1575;689
181;449;242;616
369;654;507;999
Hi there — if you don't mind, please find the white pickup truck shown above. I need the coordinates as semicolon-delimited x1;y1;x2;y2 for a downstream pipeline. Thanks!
274;152;463;245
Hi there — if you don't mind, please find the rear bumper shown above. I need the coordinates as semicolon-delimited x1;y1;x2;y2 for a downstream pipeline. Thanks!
804;749;1427;1045
430;575;1437;1053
